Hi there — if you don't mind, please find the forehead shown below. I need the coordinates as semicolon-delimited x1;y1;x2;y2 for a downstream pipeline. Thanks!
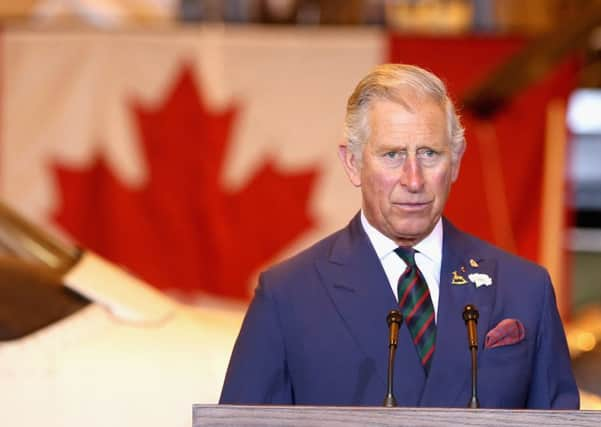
367;96;448;145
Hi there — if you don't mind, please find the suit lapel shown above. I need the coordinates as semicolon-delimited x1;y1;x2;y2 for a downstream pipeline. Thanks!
315;214;425;403
420;219;497;406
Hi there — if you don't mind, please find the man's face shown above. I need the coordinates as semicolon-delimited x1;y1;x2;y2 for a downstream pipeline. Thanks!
340;95;462;246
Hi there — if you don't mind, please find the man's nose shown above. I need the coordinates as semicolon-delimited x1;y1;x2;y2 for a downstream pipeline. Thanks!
400;156;424;192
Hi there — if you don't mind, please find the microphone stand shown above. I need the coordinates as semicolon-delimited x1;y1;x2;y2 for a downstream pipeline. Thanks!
463;304;480;409
383;310;403;407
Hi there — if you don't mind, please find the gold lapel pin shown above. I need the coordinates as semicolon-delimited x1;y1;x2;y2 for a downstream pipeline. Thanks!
451;270;468;285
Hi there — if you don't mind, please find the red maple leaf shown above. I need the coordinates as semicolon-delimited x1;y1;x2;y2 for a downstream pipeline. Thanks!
53;65;317;300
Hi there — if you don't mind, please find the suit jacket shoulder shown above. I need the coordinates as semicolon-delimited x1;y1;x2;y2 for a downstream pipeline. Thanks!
260;225;344;290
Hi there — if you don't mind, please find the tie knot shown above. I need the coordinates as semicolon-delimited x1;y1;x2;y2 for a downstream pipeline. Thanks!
395;247;416;267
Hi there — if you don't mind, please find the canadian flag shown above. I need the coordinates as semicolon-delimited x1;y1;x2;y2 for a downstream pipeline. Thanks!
0;28;578;313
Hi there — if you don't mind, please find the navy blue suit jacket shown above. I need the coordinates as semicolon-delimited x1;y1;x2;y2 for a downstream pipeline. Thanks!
220;214;579;408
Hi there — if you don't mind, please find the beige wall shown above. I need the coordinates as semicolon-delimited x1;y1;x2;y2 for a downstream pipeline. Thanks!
0;0;38;17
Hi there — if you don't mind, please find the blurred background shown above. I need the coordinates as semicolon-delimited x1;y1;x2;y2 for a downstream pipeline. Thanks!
0;0;600;425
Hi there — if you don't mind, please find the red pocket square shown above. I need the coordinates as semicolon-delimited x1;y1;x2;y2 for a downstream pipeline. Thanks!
485;319;525;349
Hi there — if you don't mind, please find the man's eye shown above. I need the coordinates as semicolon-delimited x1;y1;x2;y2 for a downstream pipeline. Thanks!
384;151;399;159
418;149;438;158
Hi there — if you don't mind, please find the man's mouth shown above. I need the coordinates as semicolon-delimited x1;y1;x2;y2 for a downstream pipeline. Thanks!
393;201;432;211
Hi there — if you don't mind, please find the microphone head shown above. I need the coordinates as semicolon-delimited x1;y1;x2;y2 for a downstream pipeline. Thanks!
463;304;479;322
387;310;403;326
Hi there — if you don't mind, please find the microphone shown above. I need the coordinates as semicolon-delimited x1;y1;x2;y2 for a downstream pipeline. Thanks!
463;304;480;409
383;310;403;407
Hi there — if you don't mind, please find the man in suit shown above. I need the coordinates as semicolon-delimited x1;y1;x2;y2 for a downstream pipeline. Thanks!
220;64;579;408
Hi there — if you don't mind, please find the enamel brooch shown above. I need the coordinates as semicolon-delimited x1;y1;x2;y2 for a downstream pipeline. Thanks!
468;273;492;288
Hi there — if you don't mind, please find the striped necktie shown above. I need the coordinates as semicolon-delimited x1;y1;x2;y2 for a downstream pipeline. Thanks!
395;247;436;373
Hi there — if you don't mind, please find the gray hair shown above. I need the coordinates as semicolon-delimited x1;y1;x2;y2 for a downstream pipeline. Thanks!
344;63;465;162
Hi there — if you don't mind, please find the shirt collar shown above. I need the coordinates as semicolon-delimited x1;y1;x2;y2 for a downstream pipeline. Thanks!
360;211;443;264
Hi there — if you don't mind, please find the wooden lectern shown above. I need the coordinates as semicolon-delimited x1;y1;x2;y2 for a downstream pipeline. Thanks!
193;405;601;427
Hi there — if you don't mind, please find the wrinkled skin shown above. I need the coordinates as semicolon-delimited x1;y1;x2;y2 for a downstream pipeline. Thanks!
339;93;463;246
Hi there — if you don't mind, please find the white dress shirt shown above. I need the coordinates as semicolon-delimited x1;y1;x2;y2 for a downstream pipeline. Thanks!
360;212;443;322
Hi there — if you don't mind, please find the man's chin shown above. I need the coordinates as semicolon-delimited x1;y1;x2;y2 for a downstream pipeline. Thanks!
388;222;434;245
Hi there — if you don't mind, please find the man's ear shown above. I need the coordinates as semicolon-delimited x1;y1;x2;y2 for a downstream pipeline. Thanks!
338;144;362;187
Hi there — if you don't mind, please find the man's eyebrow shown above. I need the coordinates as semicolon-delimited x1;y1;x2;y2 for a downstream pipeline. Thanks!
376;144;406;152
